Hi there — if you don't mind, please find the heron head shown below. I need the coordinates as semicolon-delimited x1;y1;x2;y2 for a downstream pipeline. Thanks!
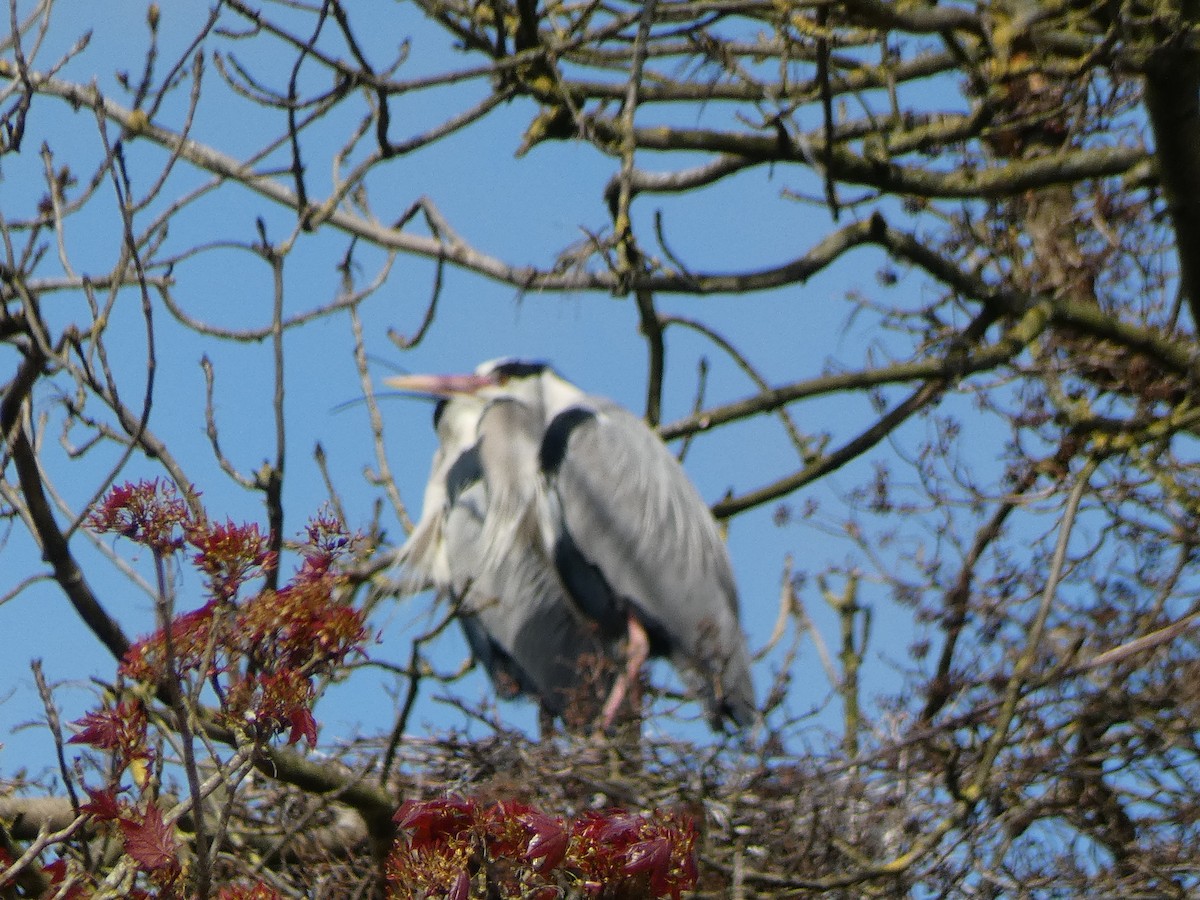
475;358;585;415
386;358;581;417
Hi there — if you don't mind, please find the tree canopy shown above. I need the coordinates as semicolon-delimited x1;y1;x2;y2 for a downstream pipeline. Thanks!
2;0;1200;896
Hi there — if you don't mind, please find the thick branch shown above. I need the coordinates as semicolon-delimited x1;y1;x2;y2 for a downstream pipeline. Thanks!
1144;39;1200;330
0;794;370;860
1;349;130;661
560;47;964;104
597;117;1148;200
661;312;1043;440
876;220;1200;374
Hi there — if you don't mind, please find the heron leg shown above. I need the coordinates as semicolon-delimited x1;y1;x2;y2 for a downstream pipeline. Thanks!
537;706;557;740
600;612;650;728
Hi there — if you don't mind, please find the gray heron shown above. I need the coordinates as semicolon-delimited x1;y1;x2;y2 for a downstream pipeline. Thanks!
396;388;609;730
390;359;756;731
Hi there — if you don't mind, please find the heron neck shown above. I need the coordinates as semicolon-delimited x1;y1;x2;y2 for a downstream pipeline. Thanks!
538;373;587;419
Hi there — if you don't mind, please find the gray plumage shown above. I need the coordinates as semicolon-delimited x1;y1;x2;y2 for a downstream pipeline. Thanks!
396;391;607;724
543;398;755;727
479;361;756;728
390;359;757;730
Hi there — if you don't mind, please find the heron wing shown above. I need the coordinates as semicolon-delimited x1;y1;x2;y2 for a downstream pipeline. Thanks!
393;443;457;594
542;399;756;727
446;412;607;719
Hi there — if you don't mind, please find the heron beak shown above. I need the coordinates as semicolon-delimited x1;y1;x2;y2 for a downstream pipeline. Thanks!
384;372;494;397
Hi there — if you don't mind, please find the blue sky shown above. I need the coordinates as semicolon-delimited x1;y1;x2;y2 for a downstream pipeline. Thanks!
0;1;956;770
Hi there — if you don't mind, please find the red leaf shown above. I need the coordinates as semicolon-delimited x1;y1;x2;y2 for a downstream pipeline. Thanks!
67;701;147;765
80;785;123;821
40;859;91;900
286;707;318;747
119;805;179;872
394;796;477;848
44;858;67;882
521;810;568;871
624;837;672;890
597;811;644;844
68;708;123;748
447;869;471;900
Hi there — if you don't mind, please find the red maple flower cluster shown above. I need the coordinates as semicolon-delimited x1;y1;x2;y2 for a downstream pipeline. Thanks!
186;518;275;600
235;574;366;675
222;667;319;748
58;485;374;895
297;511;353;577
116;573;367;747
82;482;369;748
388;796;698;899
569;808;698;897
85;479;190;553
